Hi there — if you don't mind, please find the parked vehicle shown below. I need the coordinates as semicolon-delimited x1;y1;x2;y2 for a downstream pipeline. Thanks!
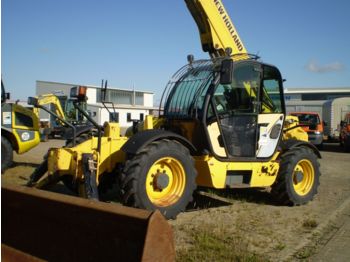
28;0;320;220
1;80;40;172
323;97;350;141
290;112;324;148
340;112;350;151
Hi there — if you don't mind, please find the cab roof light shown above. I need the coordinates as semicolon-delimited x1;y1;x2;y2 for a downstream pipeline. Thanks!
70;86;88;101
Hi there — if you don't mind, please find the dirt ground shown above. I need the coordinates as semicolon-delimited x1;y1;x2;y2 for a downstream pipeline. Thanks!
2;140;350;261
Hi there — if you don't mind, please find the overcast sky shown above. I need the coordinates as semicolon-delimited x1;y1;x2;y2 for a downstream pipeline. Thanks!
2;0;350;102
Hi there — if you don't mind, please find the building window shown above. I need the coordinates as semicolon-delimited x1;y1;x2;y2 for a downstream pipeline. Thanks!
127;113;132;122
140;113;144;121
135;92;144;105
302;93;327;101
96;88;133;105
109;112;119;122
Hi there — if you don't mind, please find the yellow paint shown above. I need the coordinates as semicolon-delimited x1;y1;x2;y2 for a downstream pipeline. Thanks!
104;122;120;138
195;152;280;188
292;159;314;196
12;104;39;131
144;115;154;130
145;157;186;207
10;104;40;154
186;0;248;59
13;129;40;154
283;116;308;141
48;122;128;184
36;94;66;120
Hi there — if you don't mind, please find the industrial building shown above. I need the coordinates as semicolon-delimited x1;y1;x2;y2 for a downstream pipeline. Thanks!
36;80;156;130
284;87;350;118
285;87;350;140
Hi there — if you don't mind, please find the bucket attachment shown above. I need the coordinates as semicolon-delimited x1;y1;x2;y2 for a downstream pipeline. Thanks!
2;184;175;262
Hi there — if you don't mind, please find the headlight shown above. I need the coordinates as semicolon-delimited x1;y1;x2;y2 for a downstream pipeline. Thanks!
314;131;321;135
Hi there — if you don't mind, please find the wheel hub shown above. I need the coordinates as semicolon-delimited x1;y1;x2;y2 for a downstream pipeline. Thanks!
154;172;169;190
294;171;304;184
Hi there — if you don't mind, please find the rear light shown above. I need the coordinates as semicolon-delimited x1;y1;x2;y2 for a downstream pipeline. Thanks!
70;86;88;101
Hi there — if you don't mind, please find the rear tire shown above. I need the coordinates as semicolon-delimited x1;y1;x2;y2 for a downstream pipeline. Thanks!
271;147;320;205
2;136;13;172
120;140;197;219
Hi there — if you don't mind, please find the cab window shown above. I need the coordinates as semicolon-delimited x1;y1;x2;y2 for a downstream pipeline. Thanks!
211;63;260;117
261;66;284;113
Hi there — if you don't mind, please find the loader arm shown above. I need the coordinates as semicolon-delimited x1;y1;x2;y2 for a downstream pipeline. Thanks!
185;0;248;59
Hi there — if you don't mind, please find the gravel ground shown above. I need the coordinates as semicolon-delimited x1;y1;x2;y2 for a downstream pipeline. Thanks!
2;140;350;261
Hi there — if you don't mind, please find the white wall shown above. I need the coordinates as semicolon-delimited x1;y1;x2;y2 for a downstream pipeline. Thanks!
144;93;154;107
86;88;97;104
86;105;149;128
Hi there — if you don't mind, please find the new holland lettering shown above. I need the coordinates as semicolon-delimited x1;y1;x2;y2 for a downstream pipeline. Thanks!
213;0;244;52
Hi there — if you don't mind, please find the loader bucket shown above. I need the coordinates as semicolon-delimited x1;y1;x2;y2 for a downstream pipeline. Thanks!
1;183;175;262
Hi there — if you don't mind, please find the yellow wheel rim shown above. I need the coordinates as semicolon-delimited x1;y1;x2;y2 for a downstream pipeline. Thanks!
292;159;314;196
145;157;186;207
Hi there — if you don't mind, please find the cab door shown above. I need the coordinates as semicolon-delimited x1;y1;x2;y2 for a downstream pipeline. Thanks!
256;65;285;158
207;61;260;158
206;62;285;159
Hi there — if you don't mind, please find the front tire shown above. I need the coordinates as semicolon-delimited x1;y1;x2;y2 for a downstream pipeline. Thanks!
271;147;320;205
120;140;197;219
2;136;13;172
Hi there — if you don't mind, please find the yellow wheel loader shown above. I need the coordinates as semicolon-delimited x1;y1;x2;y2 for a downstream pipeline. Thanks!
28;0;320;219
1;80;41;172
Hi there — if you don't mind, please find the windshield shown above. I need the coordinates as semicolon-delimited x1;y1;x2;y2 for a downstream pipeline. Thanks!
163;60;215;118
211;63;260;117
293;114;320;125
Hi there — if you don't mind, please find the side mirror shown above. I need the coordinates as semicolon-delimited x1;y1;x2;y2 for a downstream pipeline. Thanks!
5;92;10;100
340;121;346;127
323;120;327;127
27;97;39;107
220;59;233;85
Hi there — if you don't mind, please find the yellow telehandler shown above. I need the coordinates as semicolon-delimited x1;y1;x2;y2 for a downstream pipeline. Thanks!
28;0;319;219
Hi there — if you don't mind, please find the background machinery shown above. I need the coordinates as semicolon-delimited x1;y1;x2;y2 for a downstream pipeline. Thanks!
28;0;320;219
340;112;350;151
1;80;40;171
29;92;90;140
290;112;324;148
1;78;90;172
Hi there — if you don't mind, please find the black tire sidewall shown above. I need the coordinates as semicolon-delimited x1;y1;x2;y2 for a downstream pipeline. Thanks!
285;148;319;204
1;136;13;171
135;142;196;217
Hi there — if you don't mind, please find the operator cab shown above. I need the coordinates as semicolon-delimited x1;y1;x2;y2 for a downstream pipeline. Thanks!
161;57;285;160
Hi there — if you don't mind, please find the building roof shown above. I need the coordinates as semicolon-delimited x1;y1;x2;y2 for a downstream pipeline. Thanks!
284;87;350;94
87;103;158;110
36;80;154;95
